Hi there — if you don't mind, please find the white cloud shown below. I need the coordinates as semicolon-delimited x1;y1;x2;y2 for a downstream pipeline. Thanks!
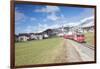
15;11;36;24
16;7;94;34
20;23;49;33
46;6;60;13
47;13;60;21
24;26;33;33
17;16;94;34
36;23;61;33
22;25;38;33
49;24;61;29
34;5;61;21
22;23;61;33
34;5;60;14
37;23;49;32
15;11;26;24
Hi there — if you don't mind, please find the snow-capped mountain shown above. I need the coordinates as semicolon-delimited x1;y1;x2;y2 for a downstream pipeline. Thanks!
79;16;94;27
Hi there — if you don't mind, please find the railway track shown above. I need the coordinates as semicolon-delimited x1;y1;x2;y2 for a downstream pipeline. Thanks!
79;42;94;50
67;39;94;61
83;43;94;50
65;39;95;61
68;39;95;50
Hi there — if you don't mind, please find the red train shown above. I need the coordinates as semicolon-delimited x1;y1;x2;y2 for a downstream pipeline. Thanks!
63;33;85;43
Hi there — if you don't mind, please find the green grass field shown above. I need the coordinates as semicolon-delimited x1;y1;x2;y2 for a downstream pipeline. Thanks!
15;37;63;66
84;32;94;45
15;32;95;66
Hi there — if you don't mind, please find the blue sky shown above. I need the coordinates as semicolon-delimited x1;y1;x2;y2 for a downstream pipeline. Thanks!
15;3;94;34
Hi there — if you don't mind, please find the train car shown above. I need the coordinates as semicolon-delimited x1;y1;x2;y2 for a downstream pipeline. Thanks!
73;34;85;43
63;32;73;39
63;34;73;39
63;33;85;43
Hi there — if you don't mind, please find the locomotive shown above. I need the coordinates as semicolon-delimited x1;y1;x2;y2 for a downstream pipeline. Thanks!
63;32;85;43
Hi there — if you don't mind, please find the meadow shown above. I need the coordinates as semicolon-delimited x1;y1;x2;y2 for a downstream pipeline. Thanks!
15;37;63;66
84;32;94;45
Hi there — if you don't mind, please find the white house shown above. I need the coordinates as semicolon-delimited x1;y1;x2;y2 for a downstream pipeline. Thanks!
30;33;38;40
38;35;43;40
18;34;30;41
18;36;29;41
43;33;49;38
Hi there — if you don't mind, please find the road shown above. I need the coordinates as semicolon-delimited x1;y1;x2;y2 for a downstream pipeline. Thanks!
60;38;95;62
